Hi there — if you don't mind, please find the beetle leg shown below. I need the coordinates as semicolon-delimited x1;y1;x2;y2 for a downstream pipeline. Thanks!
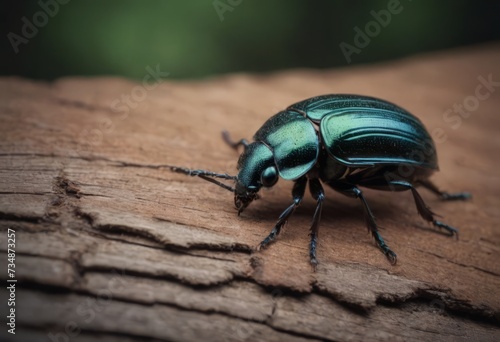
362;179;460;238
258;176;307;250
387;180;460;238
416;179;472;201
221;131;249;151
308;178;325;268
328;181;397;265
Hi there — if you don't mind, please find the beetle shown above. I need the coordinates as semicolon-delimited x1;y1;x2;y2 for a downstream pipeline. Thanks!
170;94;471;266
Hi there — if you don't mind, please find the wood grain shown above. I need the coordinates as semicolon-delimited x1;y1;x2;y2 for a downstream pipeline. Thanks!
1;43;499;341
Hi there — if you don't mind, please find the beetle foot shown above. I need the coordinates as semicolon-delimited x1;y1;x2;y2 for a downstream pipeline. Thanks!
310;257;319;270
308;230;319;270
441;192;472;201
309;242;319;269
433;220;459;239
383;248;397;265
256;240;269;251
257;227;280;251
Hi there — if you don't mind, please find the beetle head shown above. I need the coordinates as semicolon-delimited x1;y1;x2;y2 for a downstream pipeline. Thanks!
170;142;279;215
234;142;278;214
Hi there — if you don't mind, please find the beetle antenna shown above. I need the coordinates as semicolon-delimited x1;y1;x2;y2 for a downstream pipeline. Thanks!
168;166;236;192
198;175;236;192
168;166;236;180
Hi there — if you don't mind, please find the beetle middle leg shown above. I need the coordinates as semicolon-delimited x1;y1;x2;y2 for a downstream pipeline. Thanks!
308;178;325;267
328;181;398;264
258;176;307;250
416;179;471;201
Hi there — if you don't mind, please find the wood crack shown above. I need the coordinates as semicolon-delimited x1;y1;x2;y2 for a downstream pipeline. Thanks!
414;247;500;277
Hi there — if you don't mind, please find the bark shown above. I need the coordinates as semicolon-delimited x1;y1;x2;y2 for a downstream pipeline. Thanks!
0;44;499;341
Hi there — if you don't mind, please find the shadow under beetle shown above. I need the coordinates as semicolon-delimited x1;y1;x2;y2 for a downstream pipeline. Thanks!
170;94;471;267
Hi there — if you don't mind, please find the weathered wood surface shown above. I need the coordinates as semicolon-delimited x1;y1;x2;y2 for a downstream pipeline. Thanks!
1;44;499;341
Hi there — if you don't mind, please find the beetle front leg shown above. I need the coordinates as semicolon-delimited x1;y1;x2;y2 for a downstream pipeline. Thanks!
417;179;471;201
308;178;325;268
221;131;249;151
329;181;398;264
258;176;307;250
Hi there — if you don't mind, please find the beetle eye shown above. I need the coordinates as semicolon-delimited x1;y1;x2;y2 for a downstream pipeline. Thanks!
260;166;278;187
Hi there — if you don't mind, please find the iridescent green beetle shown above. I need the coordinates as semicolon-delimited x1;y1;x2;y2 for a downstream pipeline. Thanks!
170;94;471;266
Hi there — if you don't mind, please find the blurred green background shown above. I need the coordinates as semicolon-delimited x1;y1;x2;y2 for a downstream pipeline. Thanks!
2;0;500;80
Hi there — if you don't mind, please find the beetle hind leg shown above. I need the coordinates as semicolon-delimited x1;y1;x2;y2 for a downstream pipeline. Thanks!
417;179;472;201
406;181;460;237
371;180;460;238
329;181;398;265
